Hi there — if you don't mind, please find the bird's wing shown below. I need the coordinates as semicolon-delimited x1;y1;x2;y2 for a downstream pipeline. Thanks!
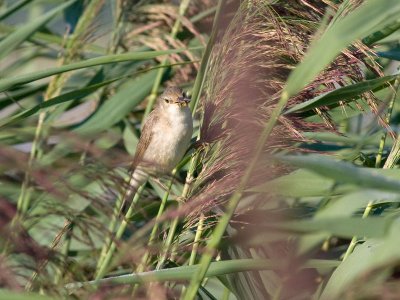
132;111;159;168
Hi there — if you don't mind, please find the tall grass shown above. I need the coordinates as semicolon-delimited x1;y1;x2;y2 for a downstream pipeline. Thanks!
1;0;400;299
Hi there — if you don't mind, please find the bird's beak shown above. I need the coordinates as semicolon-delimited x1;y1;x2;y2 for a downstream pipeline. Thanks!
177;96;191;106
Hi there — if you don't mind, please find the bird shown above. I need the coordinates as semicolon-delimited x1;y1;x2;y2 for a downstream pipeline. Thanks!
129;86;193;192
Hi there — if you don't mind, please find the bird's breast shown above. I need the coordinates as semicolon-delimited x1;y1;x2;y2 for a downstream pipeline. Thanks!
143;108;193;173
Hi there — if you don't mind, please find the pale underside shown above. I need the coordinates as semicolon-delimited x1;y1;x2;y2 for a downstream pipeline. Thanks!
131;103;193;187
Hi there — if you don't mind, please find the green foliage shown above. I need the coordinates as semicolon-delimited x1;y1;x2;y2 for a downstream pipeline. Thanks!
0;0;77;61
0;290;55;300
285;74;398;114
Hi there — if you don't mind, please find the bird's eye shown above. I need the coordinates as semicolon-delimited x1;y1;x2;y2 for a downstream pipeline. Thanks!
164;99;170;103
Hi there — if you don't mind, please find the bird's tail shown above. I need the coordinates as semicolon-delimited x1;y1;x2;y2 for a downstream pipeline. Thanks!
128;167;148;195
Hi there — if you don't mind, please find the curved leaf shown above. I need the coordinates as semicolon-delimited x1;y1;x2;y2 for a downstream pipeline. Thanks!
65;258;340;289
285;74;398;114
277;154;400;192
0;48;195;92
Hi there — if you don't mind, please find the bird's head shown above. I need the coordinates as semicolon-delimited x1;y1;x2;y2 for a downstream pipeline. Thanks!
159;87;191;109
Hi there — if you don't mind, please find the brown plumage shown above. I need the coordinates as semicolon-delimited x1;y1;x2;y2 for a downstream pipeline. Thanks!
129;87;193;191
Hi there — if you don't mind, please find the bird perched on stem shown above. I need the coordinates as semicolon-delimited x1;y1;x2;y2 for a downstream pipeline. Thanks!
129;86;193;192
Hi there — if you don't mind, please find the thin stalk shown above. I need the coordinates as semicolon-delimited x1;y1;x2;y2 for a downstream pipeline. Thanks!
180;213;205;297
376;135;387;168
95;193;125;273
136;173;176;273
143;0;191;119
156;214;179;270
156;151;200;270
375;79;399;167
26;220;72;290
189;214;205;266
342;201;374;261
95;184;146;280
384;136;400;168
132;175;176;298
16;114;44;215
109;0;124;54
182;91;292;299
55;221;74;285
383;78;400;168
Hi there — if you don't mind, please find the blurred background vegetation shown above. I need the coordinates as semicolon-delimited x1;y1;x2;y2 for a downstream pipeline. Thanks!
1;0;400;299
